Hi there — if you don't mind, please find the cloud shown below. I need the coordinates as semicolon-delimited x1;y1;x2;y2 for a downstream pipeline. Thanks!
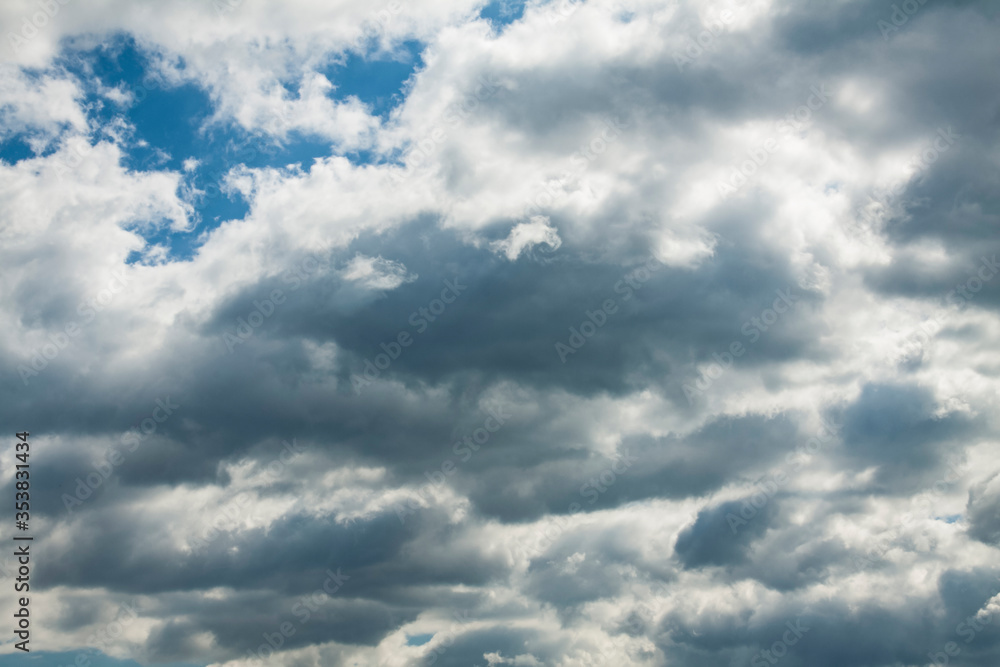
342;254;417;290
2;0;1000;665
489;216;562;260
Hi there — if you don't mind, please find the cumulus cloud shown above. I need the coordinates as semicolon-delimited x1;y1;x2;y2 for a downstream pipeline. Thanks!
342;254;417;290
489;216;562;260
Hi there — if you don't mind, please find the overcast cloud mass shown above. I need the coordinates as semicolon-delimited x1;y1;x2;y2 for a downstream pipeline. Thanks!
1;0;1000;665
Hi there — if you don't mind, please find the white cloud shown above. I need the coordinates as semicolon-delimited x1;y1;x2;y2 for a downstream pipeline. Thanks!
342;253;417;290
490;216;562;260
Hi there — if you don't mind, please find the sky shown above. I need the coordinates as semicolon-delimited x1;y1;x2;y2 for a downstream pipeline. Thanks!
1;0;1000;665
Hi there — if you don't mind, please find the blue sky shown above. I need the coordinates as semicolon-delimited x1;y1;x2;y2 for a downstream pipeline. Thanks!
1;34;427;262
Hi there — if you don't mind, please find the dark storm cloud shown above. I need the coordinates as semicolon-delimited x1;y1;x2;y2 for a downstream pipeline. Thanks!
821;1;1000;311
741;535;852;591
143;596;403;662
657;593;976;667
461;411;802;522
0;212;826;518
833;382;976;488
524;548;632;608
38;507;506;598
674;495;779;568
260;215;819;398
966;475;1000;545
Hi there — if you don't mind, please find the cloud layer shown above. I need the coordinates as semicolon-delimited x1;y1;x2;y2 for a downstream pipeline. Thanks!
1;0;1000;665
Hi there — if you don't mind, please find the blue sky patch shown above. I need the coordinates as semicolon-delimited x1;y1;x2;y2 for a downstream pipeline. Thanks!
0;134;36;164
1;33;430;262
406;632;435;646
23;33;417;262
323;38;424;119
479;0;527;30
